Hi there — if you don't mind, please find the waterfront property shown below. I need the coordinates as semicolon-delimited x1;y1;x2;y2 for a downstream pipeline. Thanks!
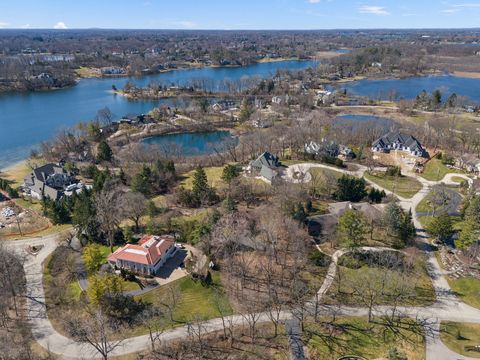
246;151;281;183
23;163;77;200
107;235;177;276
372;132;426;157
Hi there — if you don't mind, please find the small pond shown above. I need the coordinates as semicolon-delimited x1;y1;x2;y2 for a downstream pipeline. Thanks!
141;131;238;156
335;114;394;130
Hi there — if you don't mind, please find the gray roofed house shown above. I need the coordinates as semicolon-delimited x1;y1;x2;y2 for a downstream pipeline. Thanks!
372;131;426;157
23;163;74;200
248;152;281;183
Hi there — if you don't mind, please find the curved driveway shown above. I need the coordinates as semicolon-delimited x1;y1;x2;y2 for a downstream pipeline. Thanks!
4;165;480;359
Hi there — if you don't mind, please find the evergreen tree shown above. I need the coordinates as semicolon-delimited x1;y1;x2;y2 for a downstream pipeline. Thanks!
334;175;367;202
427;211;454;242
97;140;113;162
221;164;240;184
338;209;368;247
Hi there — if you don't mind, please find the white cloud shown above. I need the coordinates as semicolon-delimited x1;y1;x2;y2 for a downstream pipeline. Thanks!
0;21;9;28
53;21;67;29
441;8;459;13
359;5;390;15
452;3;480;8
20;24;30;29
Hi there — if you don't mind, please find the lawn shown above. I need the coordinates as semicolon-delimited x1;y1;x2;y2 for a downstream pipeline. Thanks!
129;272;232;336
45;244;232;340
364;171;422;199
179;166;225;189
420;159;462;182
325;252;435;306
447;276;480;309
1;160;35;187
440;321;480;358
451;176;468;184
306;317;425;360
309;167;344;179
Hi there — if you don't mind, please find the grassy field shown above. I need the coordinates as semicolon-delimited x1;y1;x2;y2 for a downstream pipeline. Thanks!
309;167;344;179
129;272;232;336
364;172;422;199
325;254;435;306
306;317;425;360
440;321;480;358
0;160;35;187
179;166;225;189
447;276;480;309
451;176;468;184
421;159;462;181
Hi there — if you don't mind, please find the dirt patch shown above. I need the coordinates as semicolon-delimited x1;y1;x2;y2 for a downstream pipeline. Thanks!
0;201;50;238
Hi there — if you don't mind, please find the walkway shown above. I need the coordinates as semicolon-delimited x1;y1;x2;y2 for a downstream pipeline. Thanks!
3;164;480;359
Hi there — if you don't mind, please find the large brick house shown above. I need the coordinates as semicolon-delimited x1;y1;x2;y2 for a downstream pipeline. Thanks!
107;235;177;276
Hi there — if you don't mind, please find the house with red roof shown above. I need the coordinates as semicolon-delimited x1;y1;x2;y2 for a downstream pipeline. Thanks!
107;235;177;276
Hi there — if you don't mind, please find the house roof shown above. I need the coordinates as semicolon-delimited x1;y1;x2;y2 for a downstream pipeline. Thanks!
108;235;175;266
251;152;280;169
31;163;64;182
372;132;424;152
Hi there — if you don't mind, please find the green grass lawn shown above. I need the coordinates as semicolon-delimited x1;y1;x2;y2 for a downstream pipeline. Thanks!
179;166;225;189
325;254;435;306
309;167;344;179
447;277;480;309
421;159;462;181
306;317;425;360
364;172;422;199
440;321;480;358
451;176;468;184
126;272;232;337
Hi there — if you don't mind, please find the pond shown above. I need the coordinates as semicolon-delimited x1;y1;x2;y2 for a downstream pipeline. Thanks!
0;60;318;169
341;75;480;102
335;114;394;130
141;131;238;157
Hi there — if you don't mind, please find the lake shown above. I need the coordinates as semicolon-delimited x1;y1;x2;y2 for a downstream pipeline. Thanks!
335;114;394;130
142;131;238;157
0;60;318;169
341;75;480;102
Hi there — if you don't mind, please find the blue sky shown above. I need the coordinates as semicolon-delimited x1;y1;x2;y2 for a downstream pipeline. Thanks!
0;0;479;30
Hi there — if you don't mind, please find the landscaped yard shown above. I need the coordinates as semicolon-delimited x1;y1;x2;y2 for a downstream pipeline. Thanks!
420;159;461;182
130;272;232;336
309;167;344;179
451;176;468;184
440;321;480;358
180;166;225;189
364;172;422;199
45;243;233;340
447;276;480;309
306;317;425;360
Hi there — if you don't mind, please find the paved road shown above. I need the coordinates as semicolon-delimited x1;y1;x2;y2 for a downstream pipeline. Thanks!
3;166;480;359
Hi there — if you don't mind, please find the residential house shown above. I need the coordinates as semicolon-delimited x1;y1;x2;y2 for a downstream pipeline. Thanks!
372;132;426;157
23;163;75;200
107;235;177;276
304;140;339;158
307;202;384;239
455;154;480;174
247;152;281;183
272;95;289;105
339;145;355;160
